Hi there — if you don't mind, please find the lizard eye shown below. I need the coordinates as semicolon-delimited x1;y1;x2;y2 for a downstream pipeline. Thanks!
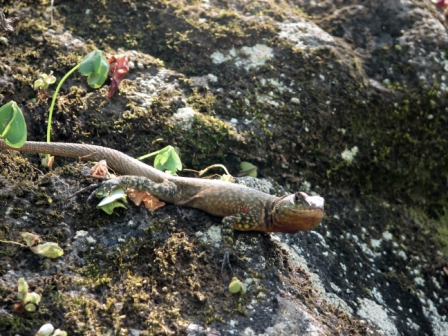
294;192;306;204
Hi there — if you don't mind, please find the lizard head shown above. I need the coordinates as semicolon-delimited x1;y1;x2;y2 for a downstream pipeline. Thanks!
271;192;324;233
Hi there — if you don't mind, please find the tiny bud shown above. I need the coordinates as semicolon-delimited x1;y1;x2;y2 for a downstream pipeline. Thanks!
36;323;54;336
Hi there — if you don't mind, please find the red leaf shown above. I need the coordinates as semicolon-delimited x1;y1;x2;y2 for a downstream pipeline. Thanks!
434;0;448;9
107;54;129;98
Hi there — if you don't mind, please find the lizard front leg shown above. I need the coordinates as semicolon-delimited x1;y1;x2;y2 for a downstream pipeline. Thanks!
89;176;178;202
221;213;261;272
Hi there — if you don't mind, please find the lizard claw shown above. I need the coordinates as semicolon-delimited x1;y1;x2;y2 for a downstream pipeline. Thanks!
220;249;234;274
86;178;121;203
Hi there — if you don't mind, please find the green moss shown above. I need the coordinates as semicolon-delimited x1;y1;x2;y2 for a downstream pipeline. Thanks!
0;315;38;335
176;114;238;168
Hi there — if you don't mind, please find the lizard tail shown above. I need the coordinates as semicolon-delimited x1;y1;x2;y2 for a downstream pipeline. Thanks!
0;140;167;183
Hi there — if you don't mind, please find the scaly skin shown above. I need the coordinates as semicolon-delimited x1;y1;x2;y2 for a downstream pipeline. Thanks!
0;140;325;262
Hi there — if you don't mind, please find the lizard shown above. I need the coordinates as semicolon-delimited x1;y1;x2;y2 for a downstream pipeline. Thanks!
0;139;325;269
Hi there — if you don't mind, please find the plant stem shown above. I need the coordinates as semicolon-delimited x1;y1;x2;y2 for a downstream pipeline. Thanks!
199;164;231;177
137;150;161;161
47;64;80;146
0;239;27;247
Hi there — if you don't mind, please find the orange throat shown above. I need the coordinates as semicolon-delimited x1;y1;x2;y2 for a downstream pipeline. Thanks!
271;208;324;234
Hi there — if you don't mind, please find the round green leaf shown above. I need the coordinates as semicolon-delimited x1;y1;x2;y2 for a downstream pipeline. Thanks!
89;55;109;88
239;161;257;177
25;292;41;305
0;101;27;148
229;277;242;293
79;50;110;88
79;50;99;75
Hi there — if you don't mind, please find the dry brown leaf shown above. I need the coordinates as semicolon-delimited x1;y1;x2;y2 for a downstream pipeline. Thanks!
127;188;165;212
127;188;145;206
90;160;108;178
142;195;165;212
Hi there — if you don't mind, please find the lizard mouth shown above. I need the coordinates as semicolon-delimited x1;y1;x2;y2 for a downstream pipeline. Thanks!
297;192;325;211
271;192;325;233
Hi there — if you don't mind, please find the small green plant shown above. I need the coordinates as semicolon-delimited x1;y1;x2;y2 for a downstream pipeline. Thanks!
0;232;64;258
229;277;246;294
239;161;257;177
17;278;41;312
138;145;182;175
33;71;56;91
45;50;109;161
96;187;127;214
0;101;27;148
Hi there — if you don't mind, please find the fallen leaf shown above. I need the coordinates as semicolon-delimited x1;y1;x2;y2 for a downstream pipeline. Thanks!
13;301;27;314
30;242;64;258
143;195;165;212
127;188;145;206
107;54;129;98
127;189;165;211
47;156;55;169
21;232;40;247
90;160;108;178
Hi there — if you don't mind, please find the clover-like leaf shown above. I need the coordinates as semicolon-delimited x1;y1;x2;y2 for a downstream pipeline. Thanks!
239;161;257;177
24;292;41;305
0;101;27;148
154;146;182;174
79;50;110;88
34;71;56;91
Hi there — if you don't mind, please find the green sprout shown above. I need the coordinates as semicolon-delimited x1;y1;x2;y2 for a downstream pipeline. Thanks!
17;278;41;312
229;277;247;294
45;50;109;161
0;232;64;258
0;101;27;148
33;71;56;91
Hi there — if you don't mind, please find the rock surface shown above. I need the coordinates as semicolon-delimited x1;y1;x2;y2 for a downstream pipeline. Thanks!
0;0;448;335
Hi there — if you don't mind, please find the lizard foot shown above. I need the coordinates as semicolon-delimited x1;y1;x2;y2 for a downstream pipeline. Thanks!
86;178;122;203
221;249;234;274
68;183;101;200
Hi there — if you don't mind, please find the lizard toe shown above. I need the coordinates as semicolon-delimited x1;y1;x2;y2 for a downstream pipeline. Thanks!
220;248;235;274
86;180;116;203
